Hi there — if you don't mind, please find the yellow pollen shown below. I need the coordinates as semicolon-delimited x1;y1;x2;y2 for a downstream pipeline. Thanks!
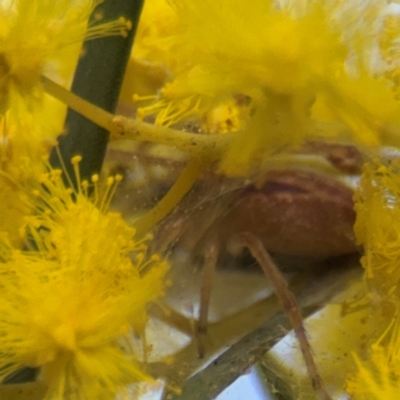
71;155;82;165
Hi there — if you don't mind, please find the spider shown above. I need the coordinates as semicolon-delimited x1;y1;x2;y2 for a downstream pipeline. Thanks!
152;141;362;400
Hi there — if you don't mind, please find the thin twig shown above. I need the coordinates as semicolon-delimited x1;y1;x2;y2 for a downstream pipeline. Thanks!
42;75;115;132
111;115;239;158
42;76;239;159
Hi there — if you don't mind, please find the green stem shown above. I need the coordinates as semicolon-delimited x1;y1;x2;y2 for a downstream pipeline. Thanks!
49;0;145;182
134;157;205;236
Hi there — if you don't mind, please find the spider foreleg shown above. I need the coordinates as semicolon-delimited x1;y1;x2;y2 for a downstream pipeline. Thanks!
241;232;331;400
197;238;220;358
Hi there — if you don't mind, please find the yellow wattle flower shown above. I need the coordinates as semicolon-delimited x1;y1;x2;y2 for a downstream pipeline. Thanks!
354;160;400;300
343;159;400;398
129;0;397;176
134;0;346;125
132;0;178;66
0;0;131;173
0;0;132;246
0;157;169;399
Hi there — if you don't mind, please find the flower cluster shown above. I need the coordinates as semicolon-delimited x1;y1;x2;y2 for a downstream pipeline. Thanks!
128;0;400;175
0;1;170;399
0;157;169;399
344;159;400;398
6;0;400;399
0;0;131;177
0;0;131;244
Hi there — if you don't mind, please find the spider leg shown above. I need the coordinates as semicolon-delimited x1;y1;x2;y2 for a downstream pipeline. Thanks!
197;238;219;358
241;232;332;400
